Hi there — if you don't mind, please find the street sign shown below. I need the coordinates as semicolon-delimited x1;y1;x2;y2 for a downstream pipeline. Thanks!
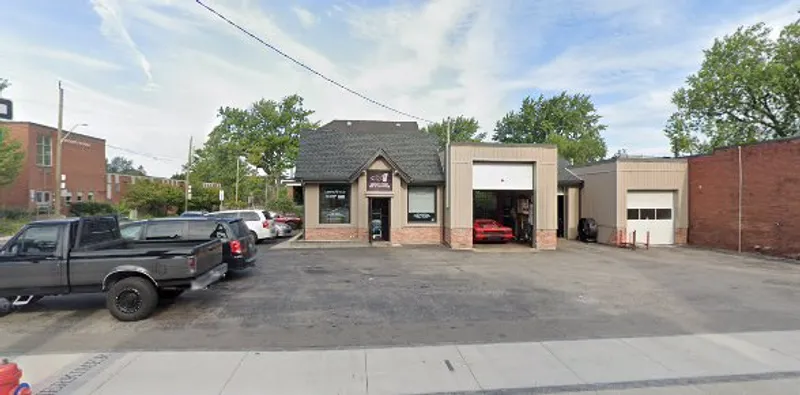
219;189;225;201
0;98;12;120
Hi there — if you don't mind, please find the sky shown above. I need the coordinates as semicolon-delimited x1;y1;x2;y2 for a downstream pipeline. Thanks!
1;0;798;177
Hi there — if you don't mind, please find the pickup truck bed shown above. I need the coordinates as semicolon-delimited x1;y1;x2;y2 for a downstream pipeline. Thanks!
0;216;226;321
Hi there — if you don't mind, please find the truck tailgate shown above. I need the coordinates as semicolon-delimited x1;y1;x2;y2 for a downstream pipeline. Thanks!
191;239;224;275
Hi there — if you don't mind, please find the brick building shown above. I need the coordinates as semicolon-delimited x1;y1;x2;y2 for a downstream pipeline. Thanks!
688;137;800;257
0;122;106;212
105;173;220;205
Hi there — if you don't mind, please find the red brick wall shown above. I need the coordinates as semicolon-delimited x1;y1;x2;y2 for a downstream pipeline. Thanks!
446;227;472;249
305;227;359;241
0;123;106;211
689;138;800;257
536;230;557;250
393;227;442;244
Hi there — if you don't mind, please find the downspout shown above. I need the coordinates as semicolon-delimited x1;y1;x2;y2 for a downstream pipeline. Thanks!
738;146;743;253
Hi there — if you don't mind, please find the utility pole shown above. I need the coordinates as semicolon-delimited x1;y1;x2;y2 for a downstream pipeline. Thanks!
184;136;193;212
235;157;240;203
53;81;64;216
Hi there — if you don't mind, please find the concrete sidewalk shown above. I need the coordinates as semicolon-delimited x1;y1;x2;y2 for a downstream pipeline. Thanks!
10;329;800;394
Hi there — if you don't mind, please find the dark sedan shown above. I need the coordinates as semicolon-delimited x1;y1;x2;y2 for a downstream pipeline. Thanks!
120;217;257;271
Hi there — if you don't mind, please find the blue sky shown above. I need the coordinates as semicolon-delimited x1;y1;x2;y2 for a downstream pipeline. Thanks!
1;0;798;176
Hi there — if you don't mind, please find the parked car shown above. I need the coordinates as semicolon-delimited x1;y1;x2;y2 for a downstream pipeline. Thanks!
275;222;293;237
120;217;257;272
180;211;208;217
0;216;226;321
473;219;514;243
268;211;303;229
210;210;277;243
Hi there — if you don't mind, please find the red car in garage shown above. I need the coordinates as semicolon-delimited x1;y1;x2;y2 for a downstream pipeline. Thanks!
473;219;514;243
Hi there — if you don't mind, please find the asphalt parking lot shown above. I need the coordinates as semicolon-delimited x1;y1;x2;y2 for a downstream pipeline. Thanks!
1;240;799;355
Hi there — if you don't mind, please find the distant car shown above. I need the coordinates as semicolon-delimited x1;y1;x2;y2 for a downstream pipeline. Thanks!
268;211;303;229
210;210;277;243
120;217;257;272
180;211;208;217
275;222;293;237
473;219;514;243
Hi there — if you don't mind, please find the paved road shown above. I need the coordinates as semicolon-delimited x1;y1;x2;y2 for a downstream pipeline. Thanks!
1;241;799;355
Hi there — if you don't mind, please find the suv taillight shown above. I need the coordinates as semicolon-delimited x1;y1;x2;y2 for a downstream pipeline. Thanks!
187;256;197;274
230;240;242;255
262;220;270;228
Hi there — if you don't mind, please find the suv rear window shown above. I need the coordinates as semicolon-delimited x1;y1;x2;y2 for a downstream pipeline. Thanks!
228;220;250;238
240;211;261;221
144;222;185;240
188;221;223;240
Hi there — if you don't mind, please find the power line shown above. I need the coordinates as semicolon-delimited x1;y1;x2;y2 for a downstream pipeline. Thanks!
195;0;434;124
106;143;182;162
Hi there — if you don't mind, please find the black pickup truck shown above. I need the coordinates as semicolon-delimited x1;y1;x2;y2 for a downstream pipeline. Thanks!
0;216;226;321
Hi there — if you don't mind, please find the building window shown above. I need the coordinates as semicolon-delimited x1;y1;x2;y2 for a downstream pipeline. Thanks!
408;186;436;222
76;192;83;202
656;208;672;220
36;134;52;167
88;192;94;201
627;209;639;220
319;185;350;224
627;208;672;221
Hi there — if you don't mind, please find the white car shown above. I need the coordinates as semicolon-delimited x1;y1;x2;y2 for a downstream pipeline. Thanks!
211;210;277;243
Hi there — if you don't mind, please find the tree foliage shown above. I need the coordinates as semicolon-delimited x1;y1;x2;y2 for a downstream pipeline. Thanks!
666;20;800;156
493;92;608;165
0;126;24;188
421;116;486;150
106;156;147;176
191;95;318;204
123;180;183;217
187;184;221;212
0;78;10;95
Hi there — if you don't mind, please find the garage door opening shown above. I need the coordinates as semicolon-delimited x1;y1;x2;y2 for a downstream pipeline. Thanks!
473;190;534;248
626;191;675;245
471;162;537;249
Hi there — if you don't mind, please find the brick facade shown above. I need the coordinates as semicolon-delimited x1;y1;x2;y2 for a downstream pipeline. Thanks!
536;230;557;250
445;228;472;249
688;138;800;257
392;227;442;244
304;227;360;241
0;122;106;212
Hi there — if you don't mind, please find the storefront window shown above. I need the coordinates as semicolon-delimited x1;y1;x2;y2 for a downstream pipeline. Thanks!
320;185;350;224
408;186;436;222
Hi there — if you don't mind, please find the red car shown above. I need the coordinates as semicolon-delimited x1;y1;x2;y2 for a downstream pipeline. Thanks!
473;219;514;243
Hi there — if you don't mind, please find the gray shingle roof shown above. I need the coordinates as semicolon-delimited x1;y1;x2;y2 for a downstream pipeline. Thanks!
295;120;444;183
559;158;583;186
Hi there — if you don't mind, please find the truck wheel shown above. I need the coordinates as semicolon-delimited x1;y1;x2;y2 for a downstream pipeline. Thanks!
250;231;259;244
106;277;158;322
0;297;11;317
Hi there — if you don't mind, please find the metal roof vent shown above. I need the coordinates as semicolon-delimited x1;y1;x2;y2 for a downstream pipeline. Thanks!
346;121;353;126
395;123;401;127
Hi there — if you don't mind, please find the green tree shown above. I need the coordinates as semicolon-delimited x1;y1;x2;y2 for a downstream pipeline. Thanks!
123;180;183;217
493;92;608;165
0;126;24;187
188;184;220;212
421;116;486;150
0;78;10;95
666;20;800;156
191;94;318;204
106;156;147;176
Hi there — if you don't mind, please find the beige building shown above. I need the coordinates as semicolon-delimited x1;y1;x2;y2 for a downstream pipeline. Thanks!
571;157;689;245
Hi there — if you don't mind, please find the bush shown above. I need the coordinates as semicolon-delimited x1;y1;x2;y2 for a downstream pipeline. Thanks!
0;208;31;236
69;202;116;217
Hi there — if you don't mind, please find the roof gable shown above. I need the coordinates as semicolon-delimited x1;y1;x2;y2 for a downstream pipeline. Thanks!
348;148;412;183
295;120;444;183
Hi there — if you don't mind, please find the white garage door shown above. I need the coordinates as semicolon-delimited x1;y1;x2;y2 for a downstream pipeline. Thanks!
626;191;675;245
473;163;533;190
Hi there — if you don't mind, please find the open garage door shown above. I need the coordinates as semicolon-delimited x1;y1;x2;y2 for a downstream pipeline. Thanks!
473;163;533;190
626;191;675;245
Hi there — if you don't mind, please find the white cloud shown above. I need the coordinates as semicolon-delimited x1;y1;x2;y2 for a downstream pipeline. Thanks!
4;0;799;178
90;0;154;84
292;6;318;28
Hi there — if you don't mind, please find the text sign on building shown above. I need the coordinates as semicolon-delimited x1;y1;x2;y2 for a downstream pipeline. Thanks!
367;170;392;192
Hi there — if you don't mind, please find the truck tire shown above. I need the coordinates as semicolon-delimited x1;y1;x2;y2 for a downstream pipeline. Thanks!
106;277;159;322
250;231;259;244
